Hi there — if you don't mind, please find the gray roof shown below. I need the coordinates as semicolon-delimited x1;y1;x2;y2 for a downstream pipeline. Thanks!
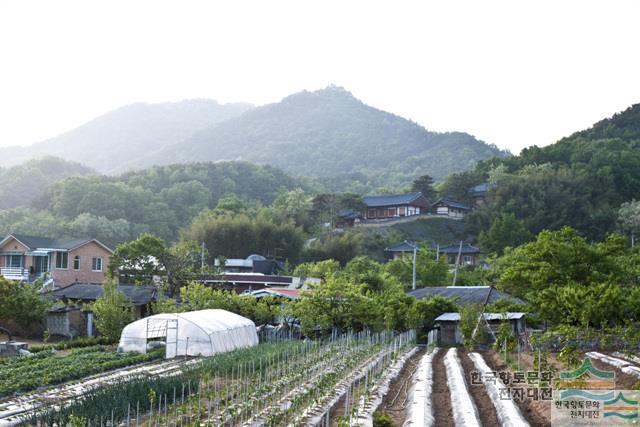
385;241;421;252
435;312;526;322
432;198;472;211
470;183;490;195
3;234;112;252
49;283;156;306
407;286;525;305
363;192;427;208
438;243;480;254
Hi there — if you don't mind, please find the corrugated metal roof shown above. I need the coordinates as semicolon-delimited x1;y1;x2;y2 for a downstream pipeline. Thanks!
435;312;526;321
363;192;427;208
407;286;524;306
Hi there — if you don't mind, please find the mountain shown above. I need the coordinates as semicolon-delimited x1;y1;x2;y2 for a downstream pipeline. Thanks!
143;86;508;187
562;103;640;143
450;102;640;242
0;99;254;173
0;157;94;209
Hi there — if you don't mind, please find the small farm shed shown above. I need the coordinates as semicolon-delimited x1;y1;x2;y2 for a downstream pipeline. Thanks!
434;312;526;346
118;309;258;358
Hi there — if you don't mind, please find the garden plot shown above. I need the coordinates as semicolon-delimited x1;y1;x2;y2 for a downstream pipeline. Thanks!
443;348;481;427
403;348;438;427
585;351;640;378
468;352;529;427
0;357;196;427
24;333;416;427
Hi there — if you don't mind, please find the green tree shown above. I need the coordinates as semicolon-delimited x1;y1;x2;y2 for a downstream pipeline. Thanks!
89;279;133;342
478;212;532;256
411;174;437;201
384;247;449;288
109;233;203;296
0;277;51;329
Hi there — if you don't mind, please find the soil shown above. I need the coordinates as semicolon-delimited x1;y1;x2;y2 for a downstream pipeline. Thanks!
588;355;639;390
431;349;455;427
377;347;426;425
458;349;501;427
480;350;551;427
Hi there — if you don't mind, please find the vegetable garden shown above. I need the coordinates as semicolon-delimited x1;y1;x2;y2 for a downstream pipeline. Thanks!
0;345;162;397
14;331;415;426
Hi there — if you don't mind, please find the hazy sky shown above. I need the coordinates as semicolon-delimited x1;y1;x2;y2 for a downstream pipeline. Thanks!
1;1;639;153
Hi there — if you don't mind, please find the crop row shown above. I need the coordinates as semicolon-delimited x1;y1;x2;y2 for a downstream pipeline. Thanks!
0;345;162;397
25;332;414;427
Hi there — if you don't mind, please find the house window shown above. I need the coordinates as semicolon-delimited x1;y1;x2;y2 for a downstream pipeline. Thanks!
73;256;81;271
463;255;471;264
92;257;103;272
368;209;376;218
5;254;23;268
55;252;68;269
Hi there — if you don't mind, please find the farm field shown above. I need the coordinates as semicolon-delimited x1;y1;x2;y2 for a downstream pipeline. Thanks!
0;345;163;398
11;332;414;426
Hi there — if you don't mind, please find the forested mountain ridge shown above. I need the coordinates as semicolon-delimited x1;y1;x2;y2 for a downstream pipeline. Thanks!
0;157;94;210
144;86;508;188
0;161;302;246
440;102;640;242
0;99;254;173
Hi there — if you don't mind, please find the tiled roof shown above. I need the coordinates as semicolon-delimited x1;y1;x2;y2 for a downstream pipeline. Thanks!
384;241;421;252
49;282;156;306
432;198;472;210
438;243;480;254
363;192;427;208
407;286;524;306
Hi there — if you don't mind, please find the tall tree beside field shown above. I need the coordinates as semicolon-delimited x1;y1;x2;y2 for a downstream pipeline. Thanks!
89;279;133;343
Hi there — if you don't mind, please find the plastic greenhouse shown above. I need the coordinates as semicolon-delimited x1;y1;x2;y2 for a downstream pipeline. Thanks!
118;309;259;358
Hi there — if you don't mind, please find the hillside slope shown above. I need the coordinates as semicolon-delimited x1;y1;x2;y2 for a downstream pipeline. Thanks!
146;86;507;186
0;99;253;173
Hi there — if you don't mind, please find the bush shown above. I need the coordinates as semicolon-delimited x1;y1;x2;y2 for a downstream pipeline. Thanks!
372;411;394;427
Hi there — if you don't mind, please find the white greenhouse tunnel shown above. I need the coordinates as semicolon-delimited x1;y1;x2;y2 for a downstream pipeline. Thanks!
118;309;259;358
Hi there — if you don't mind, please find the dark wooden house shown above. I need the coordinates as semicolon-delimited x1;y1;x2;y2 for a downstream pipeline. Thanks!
362;192;428;220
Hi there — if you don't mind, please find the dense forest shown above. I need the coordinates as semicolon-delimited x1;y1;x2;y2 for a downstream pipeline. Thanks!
0;157;94;209
0;161;303;246
440;103;640;242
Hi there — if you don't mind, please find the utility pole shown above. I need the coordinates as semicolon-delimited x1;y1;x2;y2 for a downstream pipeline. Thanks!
200;242;206;272
451;240;463;286
412;244;417;291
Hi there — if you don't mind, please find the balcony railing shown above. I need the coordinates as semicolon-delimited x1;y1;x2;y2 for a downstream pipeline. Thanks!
0;267;30;281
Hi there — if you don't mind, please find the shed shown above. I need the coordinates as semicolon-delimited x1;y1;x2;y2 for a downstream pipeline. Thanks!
434;312;526;346
118;309;258;358
432;197;472;219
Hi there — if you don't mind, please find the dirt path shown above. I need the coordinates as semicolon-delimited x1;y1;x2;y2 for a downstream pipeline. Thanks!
459;349;500;427
480;350;550;427
376;347;426;425
431;349;455;427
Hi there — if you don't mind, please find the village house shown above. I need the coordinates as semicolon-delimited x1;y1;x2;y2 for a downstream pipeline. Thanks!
362;192;429;220
47;282;156;338
431;197;472;219
384;240;421;260
469;183;490;207
0;234;112;288
438;242;481;266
